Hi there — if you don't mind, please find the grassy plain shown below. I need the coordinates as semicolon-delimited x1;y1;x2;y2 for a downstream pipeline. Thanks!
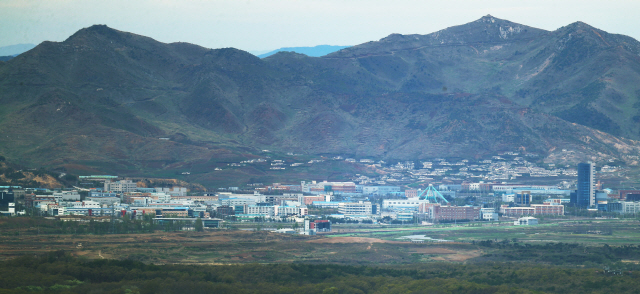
328;219;640;245
3;218;640;293
1;218;639;266
0;229;482;265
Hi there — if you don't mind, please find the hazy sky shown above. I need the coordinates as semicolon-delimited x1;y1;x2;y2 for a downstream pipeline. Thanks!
1;0;639;53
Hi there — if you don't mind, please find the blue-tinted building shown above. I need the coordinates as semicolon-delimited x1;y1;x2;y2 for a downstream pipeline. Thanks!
577;162;596;208
515;192;531;205
0;191;15;208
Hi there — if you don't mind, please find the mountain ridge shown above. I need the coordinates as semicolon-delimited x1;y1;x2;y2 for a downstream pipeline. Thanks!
1;17;640;185
257;45;351;58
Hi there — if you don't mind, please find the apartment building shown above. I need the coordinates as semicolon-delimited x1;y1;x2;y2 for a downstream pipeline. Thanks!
104;180;137;193
338;202;373;216
430;205;480;221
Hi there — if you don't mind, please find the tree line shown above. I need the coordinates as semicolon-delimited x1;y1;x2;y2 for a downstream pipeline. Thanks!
1;251;640;293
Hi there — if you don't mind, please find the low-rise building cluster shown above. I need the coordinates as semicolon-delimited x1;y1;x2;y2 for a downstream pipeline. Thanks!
5;158;640;234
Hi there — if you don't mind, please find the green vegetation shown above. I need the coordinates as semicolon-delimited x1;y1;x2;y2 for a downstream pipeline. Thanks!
0;216;158;235
194;217;204;232
2;250;640;293
2;218;640;292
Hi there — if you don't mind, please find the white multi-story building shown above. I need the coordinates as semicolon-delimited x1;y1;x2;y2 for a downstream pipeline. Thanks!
246;205;275;217
274;205;306;216
362;186;401;195
338;201;372;215
220;197;257;206
87;196;121;206
480;208;498;221
301;181;357;194
63;200;101;208
155;187;187;196
53;191;81;201
218;193;266;203
48;205;65;216
382;198;428;211
152;193;171;203
621;201;640;214
104;180;137;193
493;185;557;192
514;217;538;226
244;204;307;217
501;194;515;202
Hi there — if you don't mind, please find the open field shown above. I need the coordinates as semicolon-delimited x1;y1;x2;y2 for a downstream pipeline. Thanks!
1;218;640;267
327;219;640;245
0;229;485;265
3;218;640;293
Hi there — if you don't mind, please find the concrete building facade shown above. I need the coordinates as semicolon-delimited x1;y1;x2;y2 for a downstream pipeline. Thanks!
338;202;372;215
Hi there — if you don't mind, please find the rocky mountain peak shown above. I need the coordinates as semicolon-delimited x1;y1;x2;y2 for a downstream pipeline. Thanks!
420;15;547;46
478;14;498;23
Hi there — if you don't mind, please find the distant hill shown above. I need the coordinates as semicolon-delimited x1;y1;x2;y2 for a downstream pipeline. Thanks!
0;43;35;56
2;17;640;185
257;45;350;58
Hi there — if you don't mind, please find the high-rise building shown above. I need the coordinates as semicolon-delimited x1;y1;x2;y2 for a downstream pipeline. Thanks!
515;191;531;206
577;162;596;208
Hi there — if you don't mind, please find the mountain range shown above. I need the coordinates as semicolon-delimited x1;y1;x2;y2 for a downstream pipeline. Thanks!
1;15;640;185
256;45;351;58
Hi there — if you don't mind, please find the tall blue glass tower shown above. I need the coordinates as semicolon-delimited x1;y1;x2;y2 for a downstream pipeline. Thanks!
577;162;595;208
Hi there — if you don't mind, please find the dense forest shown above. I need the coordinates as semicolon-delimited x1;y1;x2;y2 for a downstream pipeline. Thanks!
0;216;193;235
0;251;639;293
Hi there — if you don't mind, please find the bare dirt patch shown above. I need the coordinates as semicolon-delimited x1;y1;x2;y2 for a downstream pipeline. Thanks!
409;247;458;254
429;250;482;262
307;237;404;244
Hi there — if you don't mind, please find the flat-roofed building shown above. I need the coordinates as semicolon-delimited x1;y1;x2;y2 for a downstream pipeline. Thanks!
619;190;640;201
221;197;257;206
104;180;138;193
155;187;187;196
502;206;535;217
216;205;235;216
302;181;356;194
430;205;480;221
405;189;418;198
246;205;275;217
621;201;640;214
481;208;499;220
362;186;401;195
303;195;326;205
311;201;340;208
63;201;101;208
515;191;531;205
532;204;564;215
171;195;218;202
493;185;556;192
275;205;304;217
383;198;428;211
338;201;372;215
310;220;331;232
264;193;301;205
514;216;538;225
87;196;120;206
53;191;81;201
